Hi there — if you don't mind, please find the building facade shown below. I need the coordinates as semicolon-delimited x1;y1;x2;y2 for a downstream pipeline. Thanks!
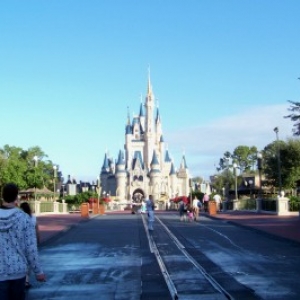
100;74;190;204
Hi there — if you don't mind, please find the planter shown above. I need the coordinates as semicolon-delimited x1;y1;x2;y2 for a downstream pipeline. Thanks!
98;204;106;215
80;203;89;218
92;202;99;214
208;201;217;215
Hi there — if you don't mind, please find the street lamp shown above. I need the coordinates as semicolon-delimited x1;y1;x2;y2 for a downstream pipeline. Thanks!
257;152;263;198
53;165;57;201
33;156;38;201
233;163;238;200
224;158;230;200
249;179;253;199
273;127;282;194
97;176;101;212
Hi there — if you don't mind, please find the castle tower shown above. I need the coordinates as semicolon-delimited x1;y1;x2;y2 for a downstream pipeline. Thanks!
144;70;155;170
115;150;127;201
150;150;161;201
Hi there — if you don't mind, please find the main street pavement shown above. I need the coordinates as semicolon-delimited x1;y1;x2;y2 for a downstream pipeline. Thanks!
26;210;300;300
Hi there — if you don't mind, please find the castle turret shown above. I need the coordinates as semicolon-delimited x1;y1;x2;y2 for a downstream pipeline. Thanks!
116;150;127;201
155;106;162;146
139;99;145;133
125;108;133;169
150;150;160;201
100;152;109;194
169;162;177;199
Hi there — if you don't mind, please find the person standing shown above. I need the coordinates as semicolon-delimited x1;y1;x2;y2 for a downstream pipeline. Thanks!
192;196;200;221
202;193;210;212
0;183;46;300
213;194;222;212
145;195;155;231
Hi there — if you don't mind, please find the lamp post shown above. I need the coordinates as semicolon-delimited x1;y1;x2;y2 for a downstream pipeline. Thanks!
224;158;230;201
33;156;38;202
257;152;263;197
273;127;282;194
249;179;253;199
97;176;101;213
53;165;57;201
233;163;238;200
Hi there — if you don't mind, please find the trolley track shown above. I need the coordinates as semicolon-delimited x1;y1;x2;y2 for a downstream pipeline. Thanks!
142;214;234;300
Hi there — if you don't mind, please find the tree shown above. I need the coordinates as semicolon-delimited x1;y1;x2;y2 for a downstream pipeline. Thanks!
285;100;300;136
0;144;62;191
263;139;300;191
232;145;258;173
217;146;258;173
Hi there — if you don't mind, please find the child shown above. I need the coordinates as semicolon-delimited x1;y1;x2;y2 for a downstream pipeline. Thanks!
187;205;194;222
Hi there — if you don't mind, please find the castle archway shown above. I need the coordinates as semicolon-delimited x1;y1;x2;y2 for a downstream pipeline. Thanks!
132;189;145;204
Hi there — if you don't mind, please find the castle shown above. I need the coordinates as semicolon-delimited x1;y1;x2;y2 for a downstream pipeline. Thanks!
100;73;190;204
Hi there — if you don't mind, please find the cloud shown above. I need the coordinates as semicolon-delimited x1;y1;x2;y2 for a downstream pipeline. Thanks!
166;104;294;179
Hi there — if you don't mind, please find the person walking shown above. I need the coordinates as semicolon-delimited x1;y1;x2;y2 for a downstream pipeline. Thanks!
179;200;188;222
0;183;46;300
145;195;155;231
202;193;210;212
20;202;41;288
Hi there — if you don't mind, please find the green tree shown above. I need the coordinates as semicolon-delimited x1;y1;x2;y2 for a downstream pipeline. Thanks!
285;100;300;136
232;145;258;173
263;139;300;191
0;144;62;192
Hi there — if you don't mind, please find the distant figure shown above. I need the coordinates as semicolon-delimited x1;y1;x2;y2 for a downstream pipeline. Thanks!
202;193;210;212
192;196;200;221
20;202;41;288
179;200;188;222
0;183;46;300
187;204;194;222
145;195;155;231
213;194;222;212
140;200;146;214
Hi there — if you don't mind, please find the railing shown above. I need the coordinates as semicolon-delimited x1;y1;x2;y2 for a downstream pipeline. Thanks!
40;202;54;213
289;202;300;212
261;199;277;211
22;199;299;215
237;199;256;210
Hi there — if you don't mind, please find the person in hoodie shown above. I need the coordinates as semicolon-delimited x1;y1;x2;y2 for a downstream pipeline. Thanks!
0;183;46;300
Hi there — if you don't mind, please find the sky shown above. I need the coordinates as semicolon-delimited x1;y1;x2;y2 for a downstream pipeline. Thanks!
0;0;299;182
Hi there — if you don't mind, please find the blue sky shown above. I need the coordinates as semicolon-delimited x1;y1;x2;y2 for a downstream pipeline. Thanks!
0;0;299;182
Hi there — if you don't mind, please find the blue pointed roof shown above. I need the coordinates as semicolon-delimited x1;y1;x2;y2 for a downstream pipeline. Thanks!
132;151;144;169
101;153;109;173
181;155;188;169
150;150;159;166
125;108;132;134
132;116;139;126
139;103;144;117
116;150;125;165
155;107;160;122
160;135;164;143
169;162;176;175
125;123;132;134
164;149;171;162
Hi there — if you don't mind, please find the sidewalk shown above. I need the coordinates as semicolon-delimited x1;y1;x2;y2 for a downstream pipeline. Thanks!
206;210;300;244
37;213;85;244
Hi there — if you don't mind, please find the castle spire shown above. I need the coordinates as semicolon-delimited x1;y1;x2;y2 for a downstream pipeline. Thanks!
147;65;152;96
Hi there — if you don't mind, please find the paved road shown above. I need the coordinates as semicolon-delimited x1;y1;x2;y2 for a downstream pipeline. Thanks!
158;213;300;299
26;212;300;300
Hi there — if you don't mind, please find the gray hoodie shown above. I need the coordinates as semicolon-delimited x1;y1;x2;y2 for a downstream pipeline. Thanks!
0;207;43;281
